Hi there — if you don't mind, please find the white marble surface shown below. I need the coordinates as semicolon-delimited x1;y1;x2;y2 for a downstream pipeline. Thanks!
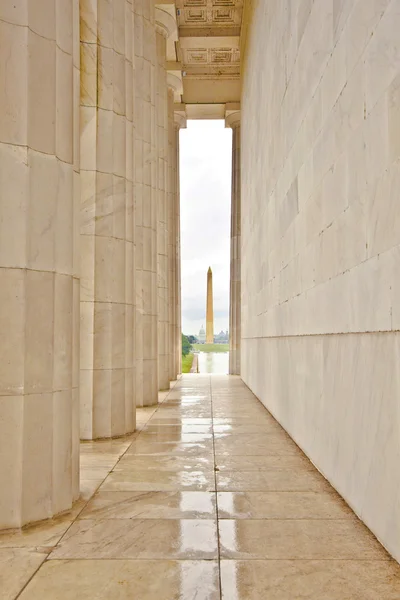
79;0;136;439
241;0;400;562
0;0;80;528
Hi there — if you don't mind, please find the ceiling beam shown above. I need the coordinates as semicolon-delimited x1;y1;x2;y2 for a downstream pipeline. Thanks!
179;26;241;37
179;36;239;49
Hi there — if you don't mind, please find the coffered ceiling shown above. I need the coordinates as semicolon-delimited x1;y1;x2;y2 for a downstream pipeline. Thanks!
175;0;243;109
158;0;243;117
176;0;243;33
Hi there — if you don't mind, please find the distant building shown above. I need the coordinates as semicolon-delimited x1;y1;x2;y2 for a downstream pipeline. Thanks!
214;330;229;344
198;325;206;343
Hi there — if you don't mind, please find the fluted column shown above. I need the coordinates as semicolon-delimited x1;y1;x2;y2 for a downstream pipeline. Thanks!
134;0;159;406
167;89;176;381
80;0;136;437
0;0;80;527
174;112;186;376
226;111;241;375
156;26;169;391
134;0;144;407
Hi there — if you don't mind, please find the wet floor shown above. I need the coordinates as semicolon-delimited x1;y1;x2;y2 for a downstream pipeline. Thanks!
3;375;400;599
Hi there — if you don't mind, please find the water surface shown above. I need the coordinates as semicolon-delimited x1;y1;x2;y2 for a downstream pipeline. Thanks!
197;352;229;374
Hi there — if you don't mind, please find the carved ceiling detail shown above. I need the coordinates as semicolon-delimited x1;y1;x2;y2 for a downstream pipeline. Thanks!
176;0;243;27
175;0;243;102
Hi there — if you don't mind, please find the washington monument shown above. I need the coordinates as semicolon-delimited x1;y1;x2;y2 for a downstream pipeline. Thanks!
206;267;214;343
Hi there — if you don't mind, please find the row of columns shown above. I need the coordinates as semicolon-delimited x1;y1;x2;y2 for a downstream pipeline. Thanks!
0;0;184;529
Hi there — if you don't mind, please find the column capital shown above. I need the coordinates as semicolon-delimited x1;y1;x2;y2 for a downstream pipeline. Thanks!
167;71;183;98
155;5;178;40
174;103;187;129
225;109;241;129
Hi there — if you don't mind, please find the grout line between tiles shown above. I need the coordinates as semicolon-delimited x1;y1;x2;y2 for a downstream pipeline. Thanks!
210;376;223;600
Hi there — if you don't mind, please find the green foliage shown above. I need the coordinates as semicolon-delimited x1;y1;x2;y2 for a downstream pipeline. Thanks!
182;334;192;357
181;353;194;373
187;335;198;344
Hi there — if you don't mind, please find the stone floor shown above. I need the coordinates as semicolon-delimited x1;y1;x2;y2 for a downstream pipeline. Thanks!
2;375;400;599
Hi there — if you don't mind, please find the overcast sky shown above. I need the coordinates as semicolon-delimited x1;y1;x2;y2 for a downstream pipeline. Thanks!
180;120;232;337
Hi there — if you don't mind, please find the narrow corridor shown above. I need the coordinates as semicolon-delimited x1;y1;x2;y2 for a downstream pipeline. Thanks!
2;376;400;599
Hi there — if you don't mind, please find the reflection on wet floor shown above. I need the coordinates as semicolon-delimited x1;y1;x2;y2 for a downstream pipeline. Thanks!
2;375;400;599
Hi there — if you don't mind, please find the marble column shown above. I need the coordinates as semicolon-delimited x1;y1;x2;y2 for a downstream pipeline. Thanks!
167;88;177;381
155;25;169;391
174;112;186;376
80;0;136;437
135;0;159;406
134;0;144;407
226;111;241;375
0;0;80;527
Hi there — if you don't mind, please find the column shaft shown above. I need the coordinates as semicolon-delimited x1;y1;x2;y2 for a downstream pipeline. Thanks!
156;31;170;391
134;0;144;406
0;0;80;526
229;124;241;375
139;0;159;405
80;0;136;438
168;90;177;381
174;119;183;375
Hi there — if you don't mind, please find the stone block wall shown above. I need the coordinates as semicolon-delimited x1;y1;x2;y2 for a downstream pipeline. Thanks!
241;0;400;561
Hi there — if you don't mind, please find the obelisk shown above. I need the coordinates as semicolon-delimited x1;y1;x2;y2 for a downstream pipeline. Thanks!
206;267;214;343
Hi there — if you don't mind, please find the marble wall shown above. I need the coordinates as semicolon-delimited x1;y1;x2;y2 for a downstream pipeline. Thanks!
0;0;80;526
79;0;136;438
241;0;400;561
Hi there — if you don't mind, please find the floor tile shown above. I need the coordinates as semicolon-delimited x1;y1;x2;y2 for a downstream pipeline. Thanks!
219;519;389;560
79;454;120;467
213;422;285;434
138;432;213;443
217;491;354;519
80;467;113;480
143;418;213;426
0;548;45;600
162;398;211;404
0;517;72;549
99;469;215;491
143;424;213;433
19;560;220;600
215;454;312;471
212;410;272;420
220;560;400;600
80;491;217;520
50;519;218;559
125;442;214;457
80;440;133;454
80;479;104;501
115;455;213;472
213;417;279;425
154;409;212;417
215;437;300;456
216;469;331;492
